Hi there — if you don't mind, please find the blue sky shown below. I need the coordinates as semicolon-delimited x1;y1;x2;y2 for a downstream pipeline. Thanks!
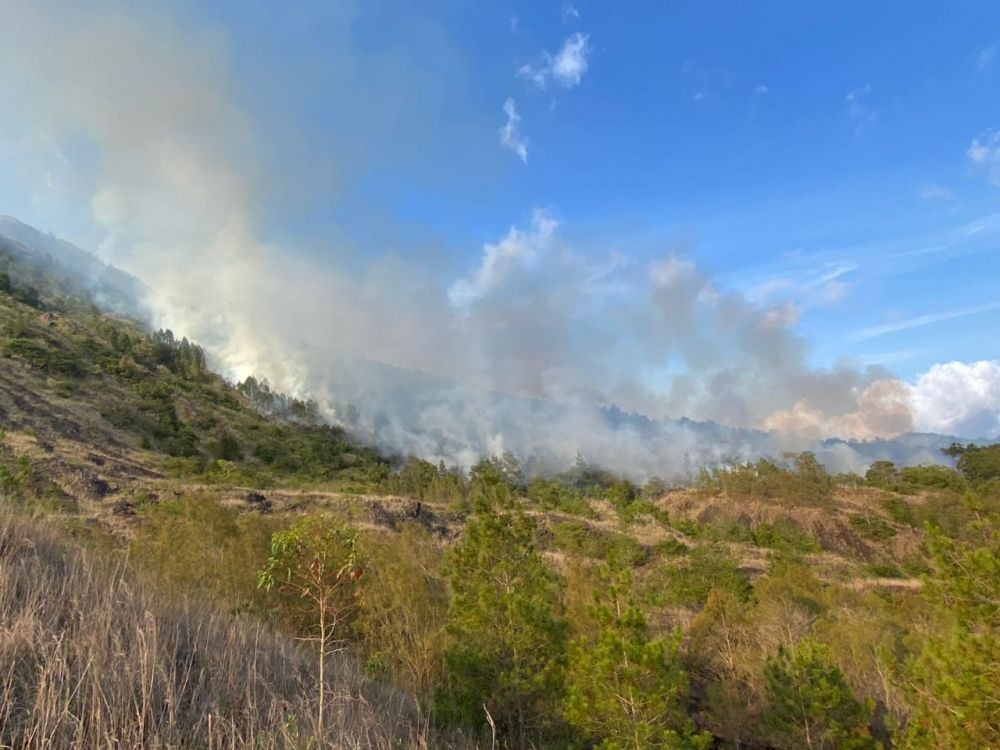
199;0;1000;380
1;0;999;442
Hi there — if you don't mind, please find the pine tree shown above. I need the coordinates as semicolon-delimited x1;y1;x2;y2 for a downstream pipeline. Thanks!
563;565;710;750
438;464;566;745
763;640;878;750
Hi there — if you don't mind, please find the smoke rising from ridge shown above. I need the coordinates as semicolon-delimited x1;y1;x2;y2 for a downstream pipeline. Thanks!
0;1;985;477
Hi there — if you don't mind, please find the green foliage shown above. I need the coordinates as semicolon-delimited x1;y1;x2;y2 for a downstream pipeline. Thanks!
864;561;904;579
751;519;822;553
236;375;320;423
438;474;566;743
131;495;275;612
1;284;388;487
550;520;648;567
654;537;689;557
382;456;467;506
763;640;878;750
209;432;242;461
359;524;449;699
149;328;207;377
882;496;918;526
258;515;363;737
948;443;1000;483
258;516;363;639
563;566;711;750
2;331;85;376
898;465;966;493
865;460;900;490
900;528;1000;749
606;478;639;508
849;514;897;541
469;452;525;494
649;544;750;609
699;452;834;505
527;476;594;517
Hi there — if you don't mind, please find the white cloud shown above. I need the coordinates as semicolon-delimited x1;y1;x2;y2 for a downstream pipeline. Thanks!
448;208;557;308
846;83;877;128
911;360;1000;437
978;45;997;70
519;32;591;90
561;1;580;23
498;97;528;163
918;184;954;202
968;129;1000;185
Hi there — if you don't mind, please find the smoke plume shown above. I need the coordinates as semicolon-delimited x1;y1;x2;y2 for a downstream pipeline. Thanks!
0;1;980;478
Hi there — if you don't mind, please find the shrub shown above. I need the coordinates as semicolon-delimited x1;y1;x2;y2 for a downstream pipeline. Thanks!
752;520;822;553
651;544;751;609
850;515;897;542
550;520;647;567
763;640;877;750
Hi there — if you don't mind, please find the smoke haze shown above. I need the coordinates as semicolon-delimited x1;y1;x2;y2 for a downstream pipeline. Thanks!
0;1;995;477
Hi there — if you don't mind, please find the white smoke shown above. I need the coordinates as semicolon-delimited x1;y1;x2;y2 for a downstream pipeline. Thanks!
0;1;991;478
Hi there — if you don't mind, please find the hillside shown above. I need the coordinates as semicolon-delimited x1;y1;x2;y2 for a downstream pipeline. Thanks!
0;240;998;749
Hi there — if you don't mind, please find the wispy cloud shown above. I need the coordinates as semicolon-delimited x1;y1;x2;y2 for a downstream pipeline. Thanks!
978;45;997;70
846;83;877;130
743;260;857;308
499;98;528;163
968;129;1000;185
561;1;580;23
856;348;927;367
918;184;954;202
519;32;591;90
848;300;1000;342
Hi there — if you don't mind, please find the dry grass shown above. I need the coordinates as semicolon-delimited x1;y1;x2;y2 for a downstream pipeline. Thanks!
0;510;472;749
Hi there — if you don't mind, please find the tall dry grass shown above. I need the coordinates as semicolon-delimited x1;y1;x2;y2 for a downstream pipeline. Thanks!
0;511;472;749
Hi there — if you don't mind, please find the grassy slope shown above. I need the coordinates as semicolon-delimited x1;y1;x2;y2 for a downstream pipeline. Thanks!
3;258;982;747
0;509;470;749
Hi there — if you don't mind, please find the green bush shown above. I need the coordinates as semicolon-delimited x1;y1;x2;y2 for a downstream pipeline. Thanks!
550;520;647;567
882;496;917;526
849;515;896;541
899;465;966;492
527;477;594;517
700;452;834;506
649;544;751;608
752;519;821;553
864;561;904;579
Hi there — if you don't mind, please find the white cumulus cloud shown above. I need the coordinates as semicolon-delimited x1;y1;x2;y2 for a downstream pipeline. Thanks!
910;360;1000;438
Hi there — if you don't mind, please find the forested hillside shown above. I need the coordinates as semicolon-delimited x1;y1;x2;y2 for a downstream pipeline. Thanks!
0;249;998;749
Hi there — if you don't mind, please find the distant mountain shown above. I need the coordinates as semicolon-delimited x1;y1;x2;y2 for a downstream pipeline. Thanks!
0;215;146;318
